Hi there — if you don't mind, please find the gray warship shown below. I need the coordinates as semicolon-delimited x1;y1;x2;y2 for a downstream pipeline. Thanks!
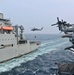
0;13;40;63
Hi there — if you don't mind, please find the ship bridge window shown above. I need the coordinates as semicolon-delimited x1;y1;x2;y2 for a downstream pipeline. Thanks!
4;22;11;26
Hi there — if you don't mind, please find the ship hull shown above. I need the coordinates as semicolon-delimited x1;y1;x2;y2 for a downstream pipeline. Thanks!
0;41;40;63
0;13;40;63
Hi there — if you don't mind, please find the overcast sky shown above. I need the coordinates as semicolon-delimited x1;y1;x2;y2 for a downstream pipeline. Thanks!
0;0;74;34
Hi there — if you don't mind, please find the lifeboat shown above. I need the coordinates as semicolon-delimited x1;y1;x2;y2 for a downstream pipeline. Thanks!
2;26;13;30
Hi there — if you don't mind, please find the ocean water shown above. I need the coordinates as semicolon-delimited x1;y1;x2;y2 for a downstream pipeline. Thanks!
0;34;74;75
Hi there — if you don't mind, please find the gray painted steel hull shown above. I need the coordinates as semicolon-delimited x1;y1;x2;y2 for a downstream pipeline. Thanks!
0;41;40;63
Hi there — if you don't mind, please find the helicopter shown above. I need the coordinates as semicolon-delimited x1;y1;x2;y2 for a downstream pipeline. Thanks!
51;17;74;34
31;27;43;31
51;17;74;51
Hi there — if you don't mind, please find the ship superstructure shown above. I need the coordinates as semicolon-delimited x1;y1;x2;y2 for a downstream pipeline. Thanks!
0;13;40;63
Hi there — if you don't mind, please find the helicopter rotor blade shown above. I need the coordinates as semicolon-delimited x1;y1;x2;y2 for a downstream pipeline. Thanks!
57;17;59;22
51;23;57;26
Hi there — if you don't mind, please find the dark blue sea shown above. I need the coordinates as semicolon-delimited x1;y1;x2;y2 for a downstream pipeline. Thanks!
0;34;74;75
